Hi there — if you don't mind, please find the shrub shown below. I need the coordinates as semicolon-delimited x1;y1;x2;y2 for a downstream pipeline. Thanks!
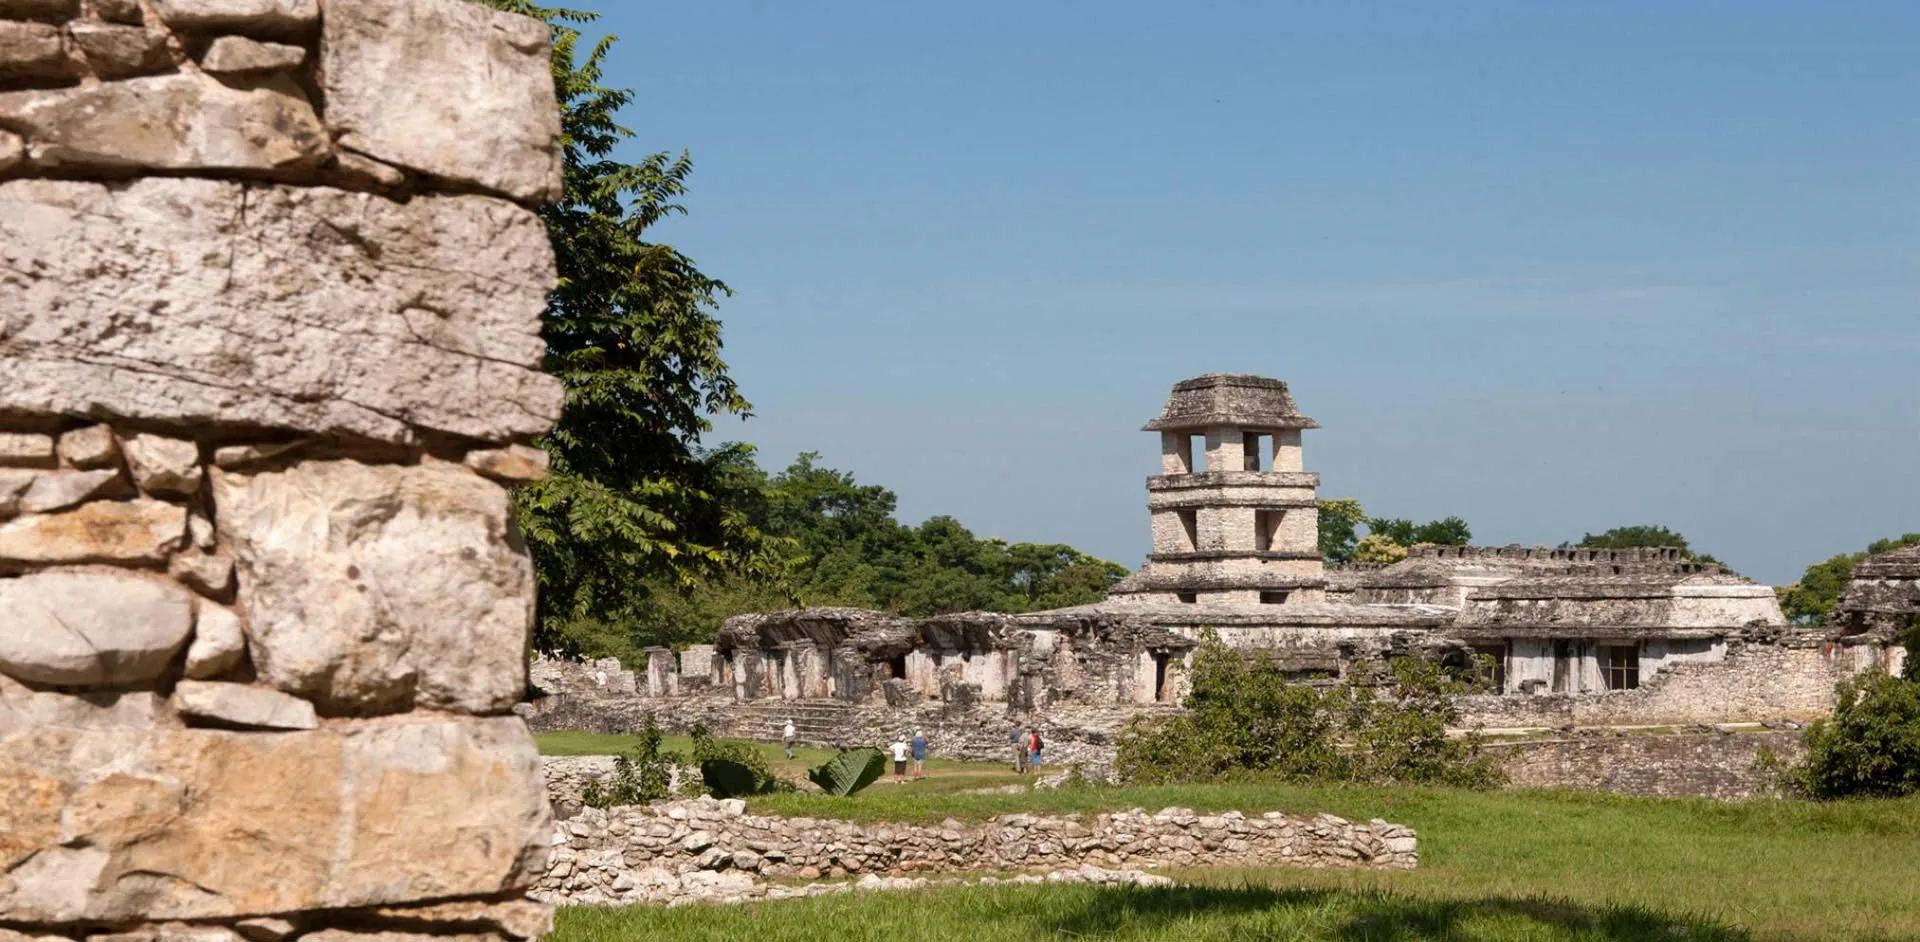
1115;630;1501;789
1798;669;1920;799
582;716;682;808
688;724;786;797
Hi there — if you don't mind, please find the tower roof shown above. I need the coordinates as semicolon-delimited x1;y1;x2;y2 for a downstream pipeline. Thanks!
1142;373;1319;431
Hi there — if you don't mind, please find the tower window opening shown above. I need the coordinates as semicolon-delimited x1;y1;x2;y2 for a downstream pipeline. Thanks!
1189;434;1207;472
1259;590;1289;605
1255;509;1283;551
1152;651;1171;702
1177;508;1198;551
1242;433;1268;471
1176;591;1197;604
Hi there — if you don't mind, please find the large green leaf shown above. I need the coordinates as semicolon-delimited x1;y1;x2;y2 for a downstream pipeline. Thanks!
807;748;887;797
700;758;762;798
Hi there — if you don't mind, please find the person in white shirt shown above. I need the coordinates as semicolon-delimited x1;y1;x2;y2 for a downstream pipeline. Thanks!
783;719;797;759
889;737;909;780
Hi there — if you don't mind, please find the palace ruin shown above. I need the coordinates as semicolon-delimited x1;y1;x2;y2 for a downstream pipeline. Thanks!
528;374;1893;774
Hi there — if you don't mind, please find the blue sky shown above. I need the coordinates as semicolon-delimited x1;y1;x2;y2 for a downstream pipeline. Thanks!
582;1;1918;586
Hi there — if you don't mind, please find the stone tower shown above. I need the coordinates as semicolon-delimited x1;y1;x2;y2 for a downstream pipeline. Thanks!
1109;374;1327;605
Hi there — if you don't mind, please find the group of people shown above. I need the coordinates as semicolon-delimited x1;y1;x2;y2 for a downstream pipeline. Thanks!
1010;725;1044;774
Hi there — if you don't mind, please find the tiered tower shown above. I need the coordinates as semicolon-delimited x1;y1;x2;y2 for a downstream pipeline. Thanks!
1109;374;1327;605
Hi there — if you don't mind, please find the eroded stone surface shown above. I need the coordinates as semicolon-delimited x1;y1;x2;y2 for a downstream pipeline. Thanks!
368;899;553;941
0;570;195;686
0;433;55;468
213;460;535;714
173;680;317;729
152;0;317;33
0;129;23;175
170;546;236;597
0;714;552;922
184;602;247;678
57;424;120;469
65;21;176;77
0;20;72;80
0;0;78;22
464;444;549;483
321;0;561;204
18;468;127;513
0;72;326;173
0;178;562;445
0;676;176;730
0;470;32;518
0;498;185;568
199;34;303;72
123;434;203;498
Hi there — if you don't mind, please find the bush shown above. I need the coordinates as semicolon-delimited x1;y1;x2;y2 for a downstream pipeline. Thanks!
582;716;682;808
1799;669;1920;799
1116;630;1501;789
687;724;786;797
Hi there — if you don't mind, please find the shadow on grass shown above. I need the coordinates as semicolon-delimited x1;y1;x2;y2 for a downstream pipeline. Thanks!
1040;884;1747;941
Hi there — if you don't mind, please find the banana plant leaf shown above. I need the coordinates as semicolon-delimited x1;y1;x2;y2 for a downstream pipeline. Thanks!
807;748;887;796
700;758;763;798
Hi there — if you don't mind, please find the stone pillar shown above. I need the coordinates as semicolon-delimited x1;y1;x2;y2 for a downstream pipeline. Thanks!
0;1;564;939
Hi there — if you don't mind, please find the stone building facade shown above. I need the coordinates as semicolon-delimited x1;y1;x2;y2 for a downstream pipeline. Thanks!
527;374;1889;783
1829;544;1920;677
2;2;561;940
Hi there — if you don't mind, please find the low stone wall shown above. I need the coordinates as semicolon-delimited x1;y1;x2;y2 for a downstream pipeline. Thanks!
538;797;1416;905
1489;730;1802;800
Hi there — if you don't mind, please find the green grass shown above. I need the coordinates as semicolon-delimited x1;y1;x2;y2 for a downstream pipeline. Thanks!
537;732;1920;939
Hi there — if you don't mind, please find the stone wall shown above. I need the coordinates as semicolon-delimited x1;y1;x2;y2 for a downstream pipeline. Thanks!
538;797;1416;906
1457;642;1850;729
2;1;561;940
1489;730;1802;800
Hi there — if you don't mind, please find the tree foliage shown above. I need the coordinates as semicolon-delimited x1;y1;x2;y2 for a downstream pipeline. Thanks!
1798;666;1920;799
1319;500;1471;564
593;453;1130;659
479;1;777;654
1778;534;1920;625
1115;631;1501;788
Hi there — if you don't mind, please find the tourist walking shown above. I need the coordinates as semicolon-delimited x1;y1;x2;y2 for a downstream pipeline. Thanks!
910;729;929;780
1027;728;1043;771
1009;724;1028;774
783;718;797;759
890;735;909;781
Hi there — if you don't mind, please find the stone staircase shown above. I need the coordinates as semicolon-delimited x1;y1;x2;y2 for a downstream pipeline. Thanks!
722;700;872;749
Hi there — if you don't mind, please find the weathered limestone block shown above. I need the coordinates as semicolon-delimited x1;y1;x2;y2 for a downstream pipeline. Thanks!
0;570;195;686
65;21;176;77
0;714;552;922
0;20;72;80
465;444;550;483
199;34;303;73
0;498;186;569
0;470;32;518
0;433;55;467
321;0;562;204
93;0;142;24
172;679;318;729
0;178;563;445
19;468;127;513
0;128;21;174
368;899;554;941
0;0;77;21
184;603;247;678
56;424;120;469
122;434;203;498
0;73;325;173
0;676;176;730
213;460;535;715
152;0;316;33
170;546;235;597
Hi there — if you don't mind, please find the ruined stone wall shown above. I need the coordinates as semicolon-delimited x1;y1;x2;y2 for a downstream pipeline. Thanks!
2;1;562;940
1489;731;1802;800
539;797;1416;905
1457;642;1851;729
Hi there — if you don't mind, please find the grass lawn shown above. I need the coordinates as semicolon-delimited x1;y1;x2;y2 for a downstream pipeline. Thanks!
536;730;1920;940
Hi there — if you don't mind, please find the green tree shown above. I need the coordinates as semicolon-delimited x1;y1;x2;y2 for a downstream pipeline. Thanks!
1351;533;1410;564
1798;670;1920;799
1778;534;1920;625
1366;516;1472;548
480;2;777;654
1318;498;1368;563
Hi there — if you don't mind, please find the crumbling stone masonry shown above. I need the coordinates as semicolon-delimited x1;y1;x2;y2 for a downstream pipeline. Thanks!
1;2;562;941
539;797;1417;907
